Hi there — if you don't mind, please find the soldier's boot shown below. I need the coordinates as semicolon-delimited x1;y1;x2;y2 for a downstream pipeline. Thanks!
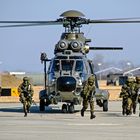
122;108;126;115
24;112;27;117
133;108;136;114
122;110;125;115
129;109;132;115
23;103;28;117
81;108;85;117
24;107;27;117
24;107;28;117
23;104;27;117
126;109;132;116
90;112;96;119
133;105;136;114
126;110;129;115
27;106;30;113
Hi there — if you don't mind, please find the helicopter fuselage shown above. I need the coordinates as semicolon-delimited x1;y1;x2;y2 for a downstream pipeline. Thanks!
47;51;92;104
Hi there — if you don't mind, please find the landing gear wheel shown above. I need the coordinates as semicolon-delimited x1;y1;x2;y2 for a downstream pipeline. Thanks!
103;100;108;112
62;104;67;113
40;99;45;111
96;99;103;107
68;103;75;113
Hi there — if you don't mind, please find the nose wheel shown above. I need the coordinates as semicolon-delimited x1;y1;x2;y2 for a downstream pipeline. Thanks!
62;104;67;113
62;103;75;113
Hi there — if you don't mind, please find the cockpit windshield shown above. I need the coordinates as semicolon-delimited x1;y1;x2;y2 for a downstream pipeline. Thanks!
53;60;60;71
75;60;84;72
51;59;84;72
61;60;74;71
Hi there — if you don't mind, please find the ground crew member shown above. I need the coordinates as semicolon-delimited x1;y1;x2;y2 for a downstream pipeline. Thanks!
81;75;96;119
18;77;34;117
119;78;134;115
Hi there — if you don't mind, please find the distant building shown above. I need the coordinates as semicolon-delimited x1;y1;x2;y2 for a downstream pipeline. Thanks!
9;72;26;75
95;67;123;75
11;72;44;86
123;67;140;76
94;67;123;81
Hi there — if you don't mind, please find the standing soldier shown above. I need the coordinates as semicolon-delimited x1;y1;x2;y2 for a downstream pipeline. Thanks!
81;75;96;119
119;78;134;115
120;84;129;115
138;94;140;117
134;76;140;116
130;78;138;114
18;77;34;117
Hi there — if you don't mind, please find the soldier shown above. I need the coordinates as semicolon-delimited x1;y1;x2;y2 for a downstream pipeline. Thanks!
120;84;128;115
18;77;34;117
81;75;96;119
134;76;140;116
119;78;134;115
0;86;1;96
130;77;138;114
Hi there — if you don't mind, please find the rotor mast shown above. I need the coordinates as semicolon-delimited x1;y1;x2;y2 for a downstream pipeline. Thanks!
60;10;85;33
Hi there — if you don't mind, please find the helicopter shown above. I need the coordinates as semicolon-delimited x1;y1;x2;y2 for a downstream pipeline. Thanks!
0;10;140;113
38;10;124;113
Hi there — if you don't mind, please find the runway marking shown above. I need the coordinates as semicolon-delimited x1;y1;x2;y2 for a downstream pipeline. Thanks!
67;123;122;126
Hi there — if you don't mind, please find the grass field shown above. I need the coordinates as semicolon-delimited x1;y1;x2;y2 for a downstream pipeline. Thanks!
0;74;122;102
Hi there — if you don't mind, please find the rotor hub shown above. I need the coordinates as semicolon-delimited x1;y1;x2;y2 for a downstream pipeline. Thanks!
60;10;85;18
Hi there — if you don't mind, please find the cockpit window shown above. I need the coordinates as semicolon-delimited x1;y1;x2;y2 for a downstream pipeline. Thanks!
55;56;67;59
52;60;60;71
61;60;74;71
75;60;84;72
69;56;82;59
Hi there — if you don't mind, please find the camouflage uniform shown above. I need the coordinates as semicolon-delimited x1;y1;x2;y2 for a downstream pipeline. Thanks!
18;77;34;117
120;84;128;115
134;76;140;116
130;78;138;114
81;75;96;119
0;86;1;96
120;78;135;115
135;77;140;101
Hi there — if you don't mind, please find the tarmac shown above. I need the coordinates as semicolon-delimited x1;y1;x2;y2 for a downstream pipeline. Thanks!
0;101;140;140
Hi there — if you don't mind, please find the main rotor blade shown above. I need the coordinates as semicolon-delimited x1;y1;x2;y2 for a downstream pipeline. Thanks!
1;17;140;28
0;20;61;24
89;47;123;50
86;20;140;24
0;20;63;28
93;17;140;21
0;23;62;28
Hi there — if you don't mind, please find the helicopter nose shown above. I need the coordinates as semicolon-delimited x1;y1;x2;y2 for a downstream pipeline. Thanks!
57;76;76;92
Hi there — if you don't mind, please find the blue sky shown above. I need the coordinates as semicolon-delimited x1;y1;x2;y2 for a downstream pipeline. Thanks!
0;0;140;72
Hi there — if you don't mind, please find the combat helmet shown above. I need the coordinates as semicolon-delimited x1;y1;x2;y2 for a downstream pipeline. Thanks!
88;75;95;82
136;76;140;82
126;77;135;83
23;76;29;81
